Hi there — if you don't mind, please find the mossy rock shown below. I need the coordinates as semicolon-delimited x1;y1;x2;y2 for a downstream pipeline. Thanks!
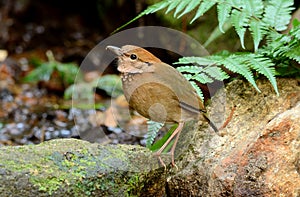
0;139;166;196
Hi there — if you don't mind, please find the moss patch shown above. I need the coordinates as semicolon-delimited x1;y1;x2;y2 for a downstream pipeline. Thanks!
0;139;164;196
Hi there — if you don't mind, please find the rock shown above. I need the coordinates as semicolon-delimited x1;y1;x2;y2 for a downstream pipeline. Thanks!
167;78;300;196
0;139;166;196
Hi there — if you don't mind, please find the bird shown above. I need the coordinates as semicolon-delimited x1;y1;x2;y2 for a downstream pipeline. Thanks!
106;45;218;168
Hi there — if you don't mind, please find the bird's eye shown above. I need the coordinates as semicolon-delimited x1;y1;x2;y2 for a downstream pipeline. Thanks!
130;54;137;60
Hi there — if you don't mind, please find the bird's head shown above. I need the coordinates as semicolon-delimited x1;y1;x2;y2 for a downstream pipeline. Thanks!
106;45;161;74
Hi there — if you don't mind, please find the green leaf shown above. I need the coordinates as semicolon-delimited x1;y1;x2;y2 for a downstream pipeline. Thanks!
182;73;193;80
243;54;278;95
149;124;178;151
23;62;55;83
166;0;181;14
189;81;204;101
290;19;300;40
243;0;264;17
174;0;191;17
56;62;81;86
203;66;230;80
176;65;202;73
263;0;294;31
191;72;213;83
64;82;94;101
176;56;215;65
190;0;216;23
95;75;123;97
146;120;164;148
284;44;300;63
212;55;261;92
177;0;201;18
231;9;249;49
249;20;266;52
242;0;265;51
217;1;232;33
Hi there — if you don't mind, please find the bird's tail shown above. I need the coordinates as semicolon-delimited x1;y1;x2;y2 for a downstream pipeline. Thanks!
203;113;219;133
179;101;219;132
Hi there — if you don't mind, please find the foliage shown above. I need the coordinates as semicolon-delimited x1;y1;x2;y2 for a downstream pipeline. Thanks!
146;120;164;148
176;18;300;96
64;74;123;100
115;0;294;51
147;124;178;151
117;0;298;98
23;51;82;87
176;63;230;100
259;19;300;76
94;74;123;97
120;0;299;148
176;51;279;95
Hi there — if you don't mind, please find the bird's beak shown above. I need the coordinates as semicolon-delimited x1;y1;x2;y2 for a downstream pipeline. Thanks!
106;46;123;56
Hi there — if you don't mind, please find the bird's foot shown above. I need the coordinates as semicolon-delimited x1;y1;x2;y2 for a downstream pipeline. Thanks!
170;152;178;170
155;152;179;170
155;152;167;170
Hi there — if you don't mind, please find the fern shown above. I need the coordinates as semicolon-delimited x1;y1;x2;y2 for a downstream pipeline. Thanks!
176;64;229;99
190;0;216;23
284;44;300;63
190;81;205;101
216;2;231;33
260;20;300;63
241;54;278;94
146;120;164;148
230;9;250;49
176;53;280;95
262;0;295;31
115;0;294;52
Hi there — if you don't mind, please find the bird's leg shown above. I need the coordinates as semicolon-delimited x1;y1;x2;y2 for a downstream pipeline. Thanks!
155;122;185;168
170;122;184;167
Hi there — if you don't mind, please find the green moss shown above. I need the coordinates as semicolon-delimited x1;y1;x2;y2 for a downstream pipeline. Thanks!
0;139;158;196
125;174;142;197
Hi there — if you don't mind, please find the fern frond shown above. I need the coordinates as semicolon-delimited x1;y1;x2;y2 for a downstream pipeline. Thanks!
177;64;230;82
290;19;300;40
264;32;285;53
176;56;215;65
210;54;261;92
146;120;164;148
166;0;180;14
284;44;300;63
244;0;264;17
191;72;214;83
176;65;202;73
217;1;232;33
242;0;265;51
174;0;191;18
191;1;216;23
230;9;250;49
182;73;193;80
203;66;230;80
177;0;201;18
263;0;294;31
242;54;278;95
190;81;204;101
249;20;266;51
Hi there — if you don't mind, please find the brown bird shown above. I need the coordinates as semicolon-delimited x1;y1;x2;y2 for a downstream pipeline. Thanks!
106;45;218;167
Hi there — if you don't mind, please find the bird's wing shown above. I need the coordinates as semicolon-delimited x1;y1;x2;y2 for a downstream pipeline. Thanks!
153;62;206;113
